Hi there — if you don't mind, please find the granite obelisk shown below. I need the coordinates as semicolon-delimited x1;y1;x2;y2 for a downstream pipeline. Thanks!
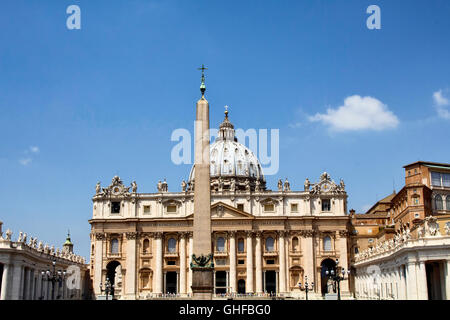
190;65;214;299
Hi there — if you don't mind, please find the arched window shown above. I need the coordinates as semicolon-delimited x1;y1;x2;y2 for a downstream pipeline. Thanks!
323;236;332;252
110;239;119;254
216;237;225;252
143;239;150;254
435;195;443;210
292;237;299;252
238;238;245;252
446;196;450;211
265;237;274;252
168;238;176;253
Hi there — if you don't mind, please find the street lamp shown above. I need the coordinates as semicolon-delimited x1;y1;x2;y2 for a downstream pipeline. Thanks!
99;277;114;300
298;275;314;300
324;259;350;300
41;258;66;300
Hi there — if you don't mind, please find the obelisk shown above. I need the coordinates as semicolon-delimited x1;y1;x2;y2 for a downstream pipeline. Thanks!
190;64;214;299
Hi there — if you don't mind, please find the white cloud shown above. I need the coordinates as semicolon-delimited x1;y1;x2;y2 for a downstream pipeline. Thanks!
30;146;39;153
433;90;449;106
309;95;399;131
19;158;32;166
433;89;450;120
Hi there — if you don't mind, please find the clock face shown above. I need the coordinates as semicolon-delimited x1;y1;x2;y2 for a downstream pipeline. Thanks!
112;187;121;195
321;183;330;191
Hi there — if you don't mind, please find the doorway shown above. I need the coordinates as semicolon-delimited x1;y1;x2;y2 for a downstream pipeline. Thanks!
106;260;121;298
165;272;177;294
265;271;276;294
237;279;246;294
426;261;444;300
321;258;337;295
215;271;227;294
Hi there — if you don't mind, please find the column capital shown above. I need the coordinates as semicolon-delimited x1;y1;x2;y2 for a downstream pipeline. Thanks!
125;232;138;240
277;230;287;238
95;232;106;241
245;230;254;238
154;232;164;239
254;231;263;238
227;230;237;238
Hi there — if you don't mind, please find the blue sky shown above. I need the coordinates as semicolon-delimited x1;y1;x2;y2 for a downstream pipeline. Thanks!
0;0;449;258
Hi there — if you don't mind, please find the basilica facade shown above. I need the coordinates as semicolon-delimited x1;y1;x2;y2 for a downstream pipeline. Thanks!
89;111;352;300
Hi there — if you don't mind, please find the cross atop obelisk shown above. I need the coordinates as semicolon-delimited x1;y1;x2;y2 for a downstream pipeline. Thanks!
197;64;208;96
190;64;214;299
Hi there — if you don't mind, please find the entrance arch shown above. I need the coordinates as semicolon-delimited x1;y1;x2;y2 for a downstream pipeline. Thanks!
320;258;336;295
106;260;121;298
237;279;246;294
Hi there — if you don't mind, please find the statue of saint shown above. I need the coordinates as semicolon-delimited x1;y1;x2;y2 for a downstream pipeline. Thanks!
18;231;23;242
5;229;12;241
96;182;101;194
157;180;162;192
255;180;260;192
230;179;236;192
181;180;187;192
284;178;290;191
278;179;283;191
304;178;310;191
131;181;137;193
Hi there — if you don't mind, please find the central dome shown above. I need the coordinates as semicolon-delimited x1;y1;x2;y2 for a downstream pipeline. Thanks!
188;108;266;192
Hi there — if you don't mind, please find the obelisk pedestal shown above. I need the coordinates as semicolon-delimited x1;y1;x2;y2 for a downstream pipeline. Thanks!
190;65;214;300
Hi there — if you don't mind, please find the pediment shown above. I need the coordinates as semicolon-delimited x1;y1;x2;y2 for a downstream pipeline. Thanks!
186;202;254;219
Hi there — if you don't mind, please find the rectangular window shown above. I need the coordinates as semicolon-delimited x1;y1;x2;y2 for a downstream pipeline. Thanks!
266;259;275;265
111;202;121;214
290;203;298;212
167;260;176;265
215;259;226;265
443;173;450;187
237;204;244;211
238;259;245;265
431;172;441;186
166;205;177;213
322;199;331;211
143;205;151;215
264;204;275;212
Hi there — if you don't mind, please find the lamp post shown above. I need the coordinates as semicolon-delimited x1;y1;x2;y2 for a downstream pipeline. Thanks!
41;258;66;300
100;277;114;300
324;259;350;300
298;275;314;300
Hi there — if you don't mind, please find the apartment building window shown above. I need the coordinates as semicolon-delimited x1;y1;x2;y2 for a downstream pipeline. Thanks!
431;172;450;187
434;195;443;210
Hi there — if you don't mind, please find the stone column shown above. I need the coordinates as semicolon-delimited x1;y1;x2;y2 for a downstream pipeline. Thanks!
255;232;263;293
29;269;35;300
246;231;254;293
125;232;138;299
406;262;418;299
417;261;428;300
179;233;187;295
229;231;237;293
301;230;315;291
278;231;286;294
93;233;105;296
1;264;9;300
445;260;450;300
10;263;23;300
154;232;163;294
338;231;349;293
188;232;193;294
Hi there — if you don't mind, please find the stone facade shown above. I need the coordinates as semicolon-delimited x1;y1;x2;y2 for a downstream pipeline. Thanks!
89;112;351;300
